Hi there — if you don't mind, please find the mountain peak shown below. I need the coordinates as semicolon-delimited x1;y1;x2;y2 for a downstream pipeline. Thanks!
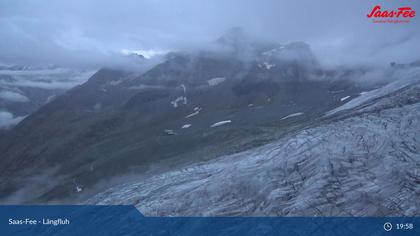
216;27;248;45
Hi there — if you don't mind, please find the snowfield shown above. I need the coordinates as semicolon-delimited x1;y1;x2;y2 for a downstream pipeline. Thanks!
88;77;420;216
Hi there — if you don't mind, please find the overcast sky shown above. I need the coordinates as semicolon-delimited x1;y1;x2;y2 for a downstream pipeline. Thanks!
0;0;419;68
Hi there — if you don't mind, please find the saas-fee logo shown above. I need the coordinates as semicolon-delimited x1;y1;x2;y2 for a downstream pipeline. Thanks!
367;5;415;23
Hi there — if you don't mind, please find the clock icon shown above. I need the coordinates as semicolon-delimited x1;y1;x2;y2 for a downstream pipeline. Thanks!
384;222;393;232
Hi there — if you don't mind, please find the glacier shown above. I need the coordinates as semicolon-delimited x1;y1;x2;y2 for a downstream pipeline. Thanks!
88;75;420;216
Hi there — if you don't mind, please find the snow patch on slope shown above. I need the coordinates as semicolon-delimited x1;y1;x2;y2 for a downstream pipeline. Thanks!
340;96;350;102
170;96;187;108
281;112;303;120
207;77;226;86
182;124;192;129
186;107;202;118
210;120;232;128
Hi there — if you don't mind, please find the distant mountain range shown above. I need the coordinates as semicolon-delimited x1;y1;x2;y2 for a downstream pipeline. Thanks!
0;65;94;131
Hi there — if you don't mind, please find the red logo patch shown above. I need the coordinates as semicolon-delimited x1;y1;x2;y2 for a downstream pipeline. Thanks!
367;5;415;23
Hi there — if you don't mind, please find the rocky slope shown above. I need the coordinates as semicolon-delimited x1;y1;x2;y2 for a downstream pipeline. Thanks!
0;30;385;205
88;69;420;216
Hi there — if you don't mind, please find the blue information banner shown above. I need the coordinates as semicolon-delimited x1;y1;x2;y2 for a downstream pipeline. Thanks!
0;205;418;235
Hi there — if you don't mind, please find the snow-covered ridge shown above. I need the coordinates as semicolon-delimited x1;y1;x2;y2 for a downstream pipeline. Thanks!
326;69;420;116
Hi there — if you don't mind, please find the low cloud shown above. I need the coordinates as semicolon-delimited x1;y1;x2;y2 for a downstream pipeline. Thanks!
0;110;26;129
0;0;418;69
0;90;29;102
0;69;96;90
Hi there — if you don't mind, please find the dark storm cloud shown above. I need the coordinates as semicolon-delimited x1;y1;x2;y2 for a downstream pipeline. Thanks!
0;0;419;68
